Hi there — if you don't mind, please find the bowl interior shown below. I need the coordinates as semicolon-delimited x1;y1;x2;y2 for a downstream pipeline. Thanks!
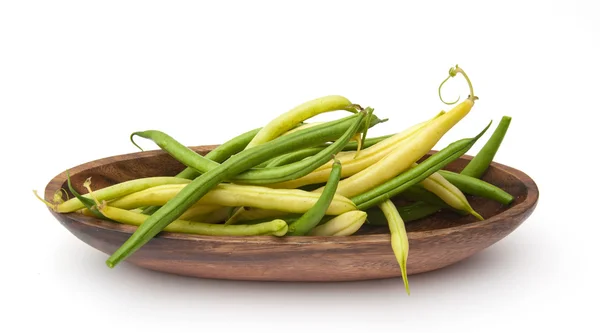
46;146;529;235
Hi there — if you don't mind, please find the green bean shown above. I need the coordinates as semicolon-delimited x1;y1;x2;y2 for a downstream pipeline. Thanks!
175;127;262;180
379;199;410;295
461;116;512;178
106;112;375;268
437;170;514;205
287;159;343;236
98;205;289;236
131;131;221;174
351;121;491;210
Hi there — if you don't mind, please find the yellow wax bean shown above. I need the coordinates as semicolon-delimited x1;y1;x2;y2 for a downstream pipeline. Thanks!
108;183;357;216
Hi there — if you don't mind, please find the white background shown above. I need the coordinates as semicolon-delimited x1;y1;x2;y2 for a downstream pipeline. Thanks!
1;0;599;332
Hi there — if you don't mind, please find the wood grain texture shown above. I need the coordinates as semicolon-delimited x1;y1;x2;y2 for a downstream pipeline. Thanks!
43;145;539;282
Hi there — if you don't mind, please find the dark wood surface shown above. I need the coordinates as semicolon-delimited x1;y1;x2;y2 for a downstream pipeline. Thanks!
43;145;539;282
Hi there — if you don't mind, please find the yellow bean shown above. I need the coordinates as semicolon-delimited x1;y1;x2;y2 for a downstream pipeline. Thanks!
419;169;483;220
268;111;445;189
308;211;368;236
179;204;223;221
108;183;357;216
318;98;476;198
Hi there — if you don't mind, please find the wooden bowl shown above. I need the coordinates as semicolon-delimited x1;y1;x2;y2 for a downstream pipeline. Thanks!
43;145;538;282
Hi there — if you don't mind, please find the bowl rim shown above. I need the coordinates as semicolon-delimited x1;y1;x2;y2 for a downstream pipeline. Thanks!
44;145;539;245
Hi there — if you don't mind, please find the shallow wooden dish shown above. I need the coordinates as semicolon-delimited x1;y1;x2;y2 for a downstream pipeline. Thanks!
44;145;538;282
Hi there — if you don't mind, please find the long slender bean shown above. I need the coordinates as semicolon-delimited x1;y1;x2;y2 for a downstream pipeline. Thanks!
287;159;343;236
98;205;289;236
245;95;357;149
461;115;512;178
175;127;262;180
106;112;375;268
379;199;410;295
351;122;491;210
419;168;482;220
438;170;514;205
108;183;356;215
131;131;220;174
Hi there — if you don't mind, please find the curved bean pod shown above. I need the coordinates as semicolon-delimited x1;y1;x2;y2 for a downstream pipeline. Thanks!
108;183;356;215
419;167;483;220
379;199;410;295
287;159;344;236
437;170;514;205
245;95;357;149
98;205;289;237
175;127;262;180
461;115;512;178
